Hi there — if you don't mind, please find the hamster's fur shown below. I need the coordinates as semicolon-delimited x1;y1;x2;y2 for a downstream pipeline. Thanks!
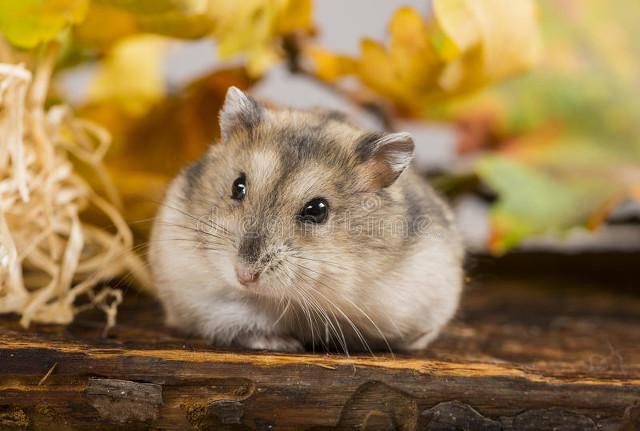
149;87;464;353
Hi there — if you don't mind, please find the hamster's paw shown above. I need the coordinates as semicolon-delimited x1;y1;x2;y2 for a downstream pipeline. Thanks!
399;330;438;352
238;334;305;353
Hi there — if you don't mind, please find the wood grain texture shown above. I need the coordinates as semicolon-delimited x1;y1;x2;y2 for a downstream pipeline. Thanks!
0;260;639;430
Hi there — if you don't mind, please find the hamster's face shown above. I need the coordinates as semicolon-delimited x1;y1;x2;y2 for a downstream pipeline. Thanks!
181;88;414;303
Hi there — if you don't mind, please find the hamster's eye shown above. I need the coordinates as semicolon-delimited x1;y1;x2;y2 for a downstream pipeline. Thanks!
298;198;329;224
231;174;246;201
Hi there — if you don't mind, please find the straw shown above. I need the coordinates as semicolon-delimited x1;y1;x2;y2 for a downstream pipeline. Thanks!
0;45;150;330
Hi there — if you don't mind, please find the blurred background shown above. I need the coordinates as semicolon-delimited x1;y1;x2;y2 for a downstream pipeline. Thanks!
50;0;640;254
1;0;639;325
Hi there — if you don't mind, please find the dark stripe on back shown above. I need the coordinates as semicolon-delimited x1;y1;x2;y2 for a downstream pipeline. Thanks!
276;126;347;171
322;110;349;123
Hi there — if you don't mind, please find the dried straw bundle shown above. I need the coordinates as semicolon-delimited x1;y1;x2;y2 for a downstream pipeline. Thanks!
0;47;150;330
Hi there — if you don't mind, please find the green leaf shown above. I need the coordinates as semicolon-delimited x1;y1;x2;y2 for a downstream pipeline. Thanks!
477;152;624;254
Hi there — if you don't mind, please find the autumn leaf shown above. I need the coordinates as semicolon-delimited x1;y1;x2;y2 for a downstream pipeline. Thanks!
101;0;207;15
0;0;89;48
308;0;541;114
207;0;313;77
432;0;540;92
72;0;313;76
304;47;356;82
74;0;212;49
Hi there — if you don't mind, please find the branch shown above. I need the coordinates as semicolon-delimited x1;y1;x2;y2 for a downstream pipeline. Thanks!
281;35;396;131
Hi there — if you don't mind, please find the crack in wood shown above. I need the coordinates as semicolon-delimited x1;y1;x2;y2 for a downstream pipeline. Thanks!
419;401;502;430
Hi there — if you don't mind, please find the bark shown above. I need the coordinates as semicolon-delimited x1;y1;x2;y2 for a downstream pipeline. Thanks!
1;265;639;430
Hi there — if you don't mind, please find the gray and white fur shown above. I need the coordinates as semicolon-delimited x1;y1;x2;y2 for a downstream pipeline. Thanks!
149;87;464;353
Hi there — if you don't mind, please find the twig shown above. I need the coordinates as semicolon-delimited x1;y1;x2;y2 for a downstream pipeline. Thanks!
38;362;58;386
281;35;396;131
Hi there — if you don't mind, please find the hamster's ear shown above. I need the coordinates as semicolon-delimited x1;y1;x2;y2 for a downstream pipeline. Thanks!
355;132;415;189
219;86;264;140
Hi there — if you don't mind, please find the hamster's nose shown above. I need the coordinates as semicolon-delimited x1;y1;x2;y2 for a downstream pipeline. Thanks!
235;265;260;286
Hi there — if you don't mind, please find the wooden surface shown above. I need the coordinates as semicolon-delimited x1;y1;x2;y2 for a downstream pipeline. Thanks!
1;254;639;430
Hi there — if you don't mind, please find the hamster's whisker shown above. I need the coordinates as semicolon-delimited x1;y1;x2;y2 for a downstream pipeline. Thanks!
160;219;232;240
286;264;358;355
118;216;157;227
156;221;233;244
293;268;368;356
307;268;394;356
290;254;353;272
292;285;317;351
289;254;394;354
273;270;308;352
272;296;291;327
99;216;157;232
282;265;340;353
279;265;322;352
297;291;320;352
296;282;341;352
296;284;339;353
151;233;227;250
292;261;393;356
269;271;292;328
303;254;359;272
156;201;233;237
334;283;400;344
290;291;318;353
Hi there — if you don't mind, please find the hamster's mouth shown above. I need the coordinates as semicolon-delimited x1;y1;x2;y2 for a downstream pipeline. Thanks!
232;262;290;299
235;265;260;286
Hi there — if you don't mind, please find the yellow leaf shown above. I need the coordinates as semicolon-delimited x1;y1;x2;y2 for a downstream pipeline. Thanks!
87;35;167;116
358;38;402;101
307;1;541;114
0;0;89;49
432;0;541;88
207;0;313;77
307;47;357;82
276;0;313;34
73;0;311;76
74;3;139;48
352;8;441;106
102;0;207;15
74;1;213;49
431;0;479;60
387;7;438;94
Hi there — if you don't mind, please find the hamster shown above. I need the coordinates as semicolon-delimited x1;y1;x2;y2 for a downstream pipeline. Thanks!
149;87;464;353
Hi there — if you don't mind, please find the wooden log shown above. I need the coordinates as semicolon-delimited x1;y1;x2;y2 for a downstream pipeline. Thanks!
0;270;639;430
